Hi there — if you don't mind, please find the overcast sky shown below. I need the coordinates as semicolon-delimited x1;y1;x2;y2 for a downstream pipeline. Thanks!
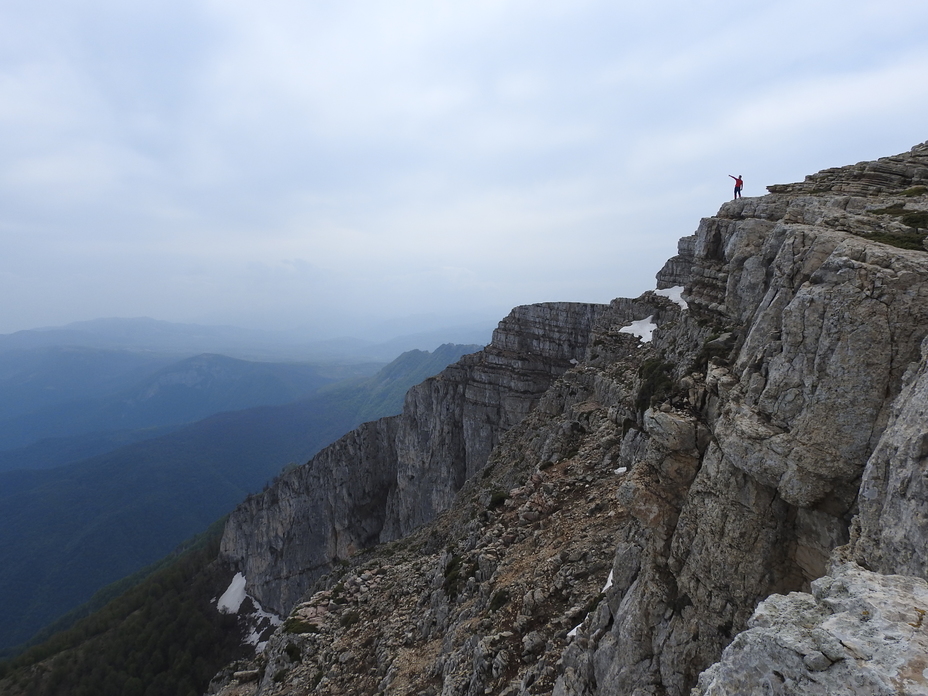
2;0;927;339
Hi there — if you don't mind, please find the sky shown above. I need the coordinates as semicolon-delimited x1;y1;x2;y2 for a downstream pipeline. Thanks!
2;0;928;340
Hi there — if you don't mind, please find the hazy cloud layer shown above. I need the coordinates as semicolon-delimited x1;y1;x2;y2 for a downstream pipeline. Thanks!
2;0;927;338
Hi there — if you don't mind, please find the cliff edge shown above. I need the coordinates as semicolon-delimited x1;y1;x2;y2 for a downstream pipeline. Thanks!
211;141;928;696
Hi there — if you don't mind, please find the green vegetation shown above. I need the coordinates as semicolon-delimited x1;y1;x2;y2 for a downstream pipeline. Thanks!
488;490;509;509
284;643;302;663
854;231;928;250
283;617;319;635
0;525;248;696
853;204;928;248
330;582;347;601
870;203;906;215
0;343;479;655
903;211;928;228
339;610;360;628
636;359;674;412
443;555;464;599
869;202;928;229
443;554;479;600
489;589;510;612
901;186;928;197
0;411;309;655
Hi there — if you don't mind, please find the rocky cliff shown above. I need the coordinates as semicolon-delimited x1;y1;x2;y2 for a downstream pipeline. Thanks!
211;141;928;696
219;302;648;615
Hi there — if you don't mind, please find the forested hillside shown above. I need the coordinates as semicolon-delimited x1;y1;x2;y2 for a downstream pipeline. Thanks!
0;350;375;466
0;344;480;655
0;523;247;696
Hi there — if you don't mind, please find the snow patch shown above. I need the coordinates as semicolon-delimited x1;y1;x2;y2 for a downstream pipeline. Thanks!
614;466;627;475
655;286;688;309
245;601;282;651
218;572;248;614
567;624;582;638
602;570;614;593
619;315;656;343
216;573;283;653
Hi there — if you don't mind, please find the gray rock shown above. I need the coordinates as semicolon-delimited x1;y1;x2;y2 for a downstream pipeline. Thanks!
851;333;928;579
220;302;619;614
692;563;928;695
205;141;928;696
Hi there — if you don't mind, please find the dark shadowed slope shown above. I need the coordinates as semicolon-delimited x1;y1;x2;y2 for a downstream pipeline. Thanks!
0;349;379;462
0;344;480;653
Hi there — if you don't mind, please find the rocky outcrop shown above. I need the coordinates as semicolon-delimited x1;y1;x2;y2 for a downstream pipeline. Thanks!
220;416;401;614
692;563;928;695
850;333;928;579
555;141;928;696
210;141;928;696
219;302;663;615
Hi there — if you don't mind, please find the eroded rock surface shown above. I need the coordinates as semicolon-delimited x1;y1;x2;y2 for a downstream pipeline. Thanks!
219;301;662;615
850;333;928;579
210;141;928;696
693;563;928;696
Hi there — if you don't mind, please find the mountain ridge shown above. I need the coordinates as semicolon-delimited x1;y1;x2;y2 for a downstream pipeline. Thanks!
0;352;366;456
0;317;495;363
208;140;928;696
0;344;479;655
4;142;928;695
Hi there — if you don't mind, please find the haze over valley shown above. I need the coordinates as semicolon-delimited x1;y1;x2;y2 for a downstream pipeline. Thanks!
3;1;928;694
0;316;483;654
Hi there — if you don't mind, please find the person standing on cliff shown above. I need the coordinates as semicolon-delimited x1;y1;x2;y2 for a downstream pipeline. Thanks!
729;174;743;199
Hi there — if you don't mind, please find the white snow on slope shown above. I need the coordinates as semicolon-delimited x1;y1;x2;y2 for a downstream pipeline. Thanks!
216;572;282;652
619;315;657;343
655;285;688;309
218;572;248;614
246;602;283;652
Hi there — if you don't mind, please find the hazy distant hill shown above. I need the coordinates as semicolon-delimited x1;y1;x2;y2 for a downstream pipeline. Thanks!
0;351;380;465
0;316;495;362
0;344;480;654
0;317;301;359
0;428;181;473
0;346;176;420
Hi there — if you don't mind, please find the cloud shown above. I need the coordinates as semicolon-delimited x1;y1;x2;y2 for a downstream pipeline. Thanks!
1;0;928;337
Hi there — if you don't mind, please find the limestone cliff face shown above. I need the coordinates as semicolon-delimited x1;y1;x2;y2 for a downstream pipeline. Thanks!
566;142;928;696
210;142;928;696
851;333;928;579
691;563;928;695
219;302;628;615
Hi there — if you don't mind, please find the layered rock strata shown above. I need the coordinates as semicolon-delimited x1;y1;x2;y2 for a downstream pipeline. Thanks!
211;141;928;696
219;301;669;615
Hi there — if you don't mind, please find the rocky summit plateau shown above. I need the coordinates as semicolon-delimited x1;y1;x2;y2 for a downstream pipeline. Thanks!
209;142;928;696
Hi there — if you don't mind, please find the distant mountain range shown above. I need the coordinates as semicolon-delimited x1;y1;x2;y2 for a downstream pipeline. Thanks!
0;343;481;653
0;349;378;460
0;316;495;362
